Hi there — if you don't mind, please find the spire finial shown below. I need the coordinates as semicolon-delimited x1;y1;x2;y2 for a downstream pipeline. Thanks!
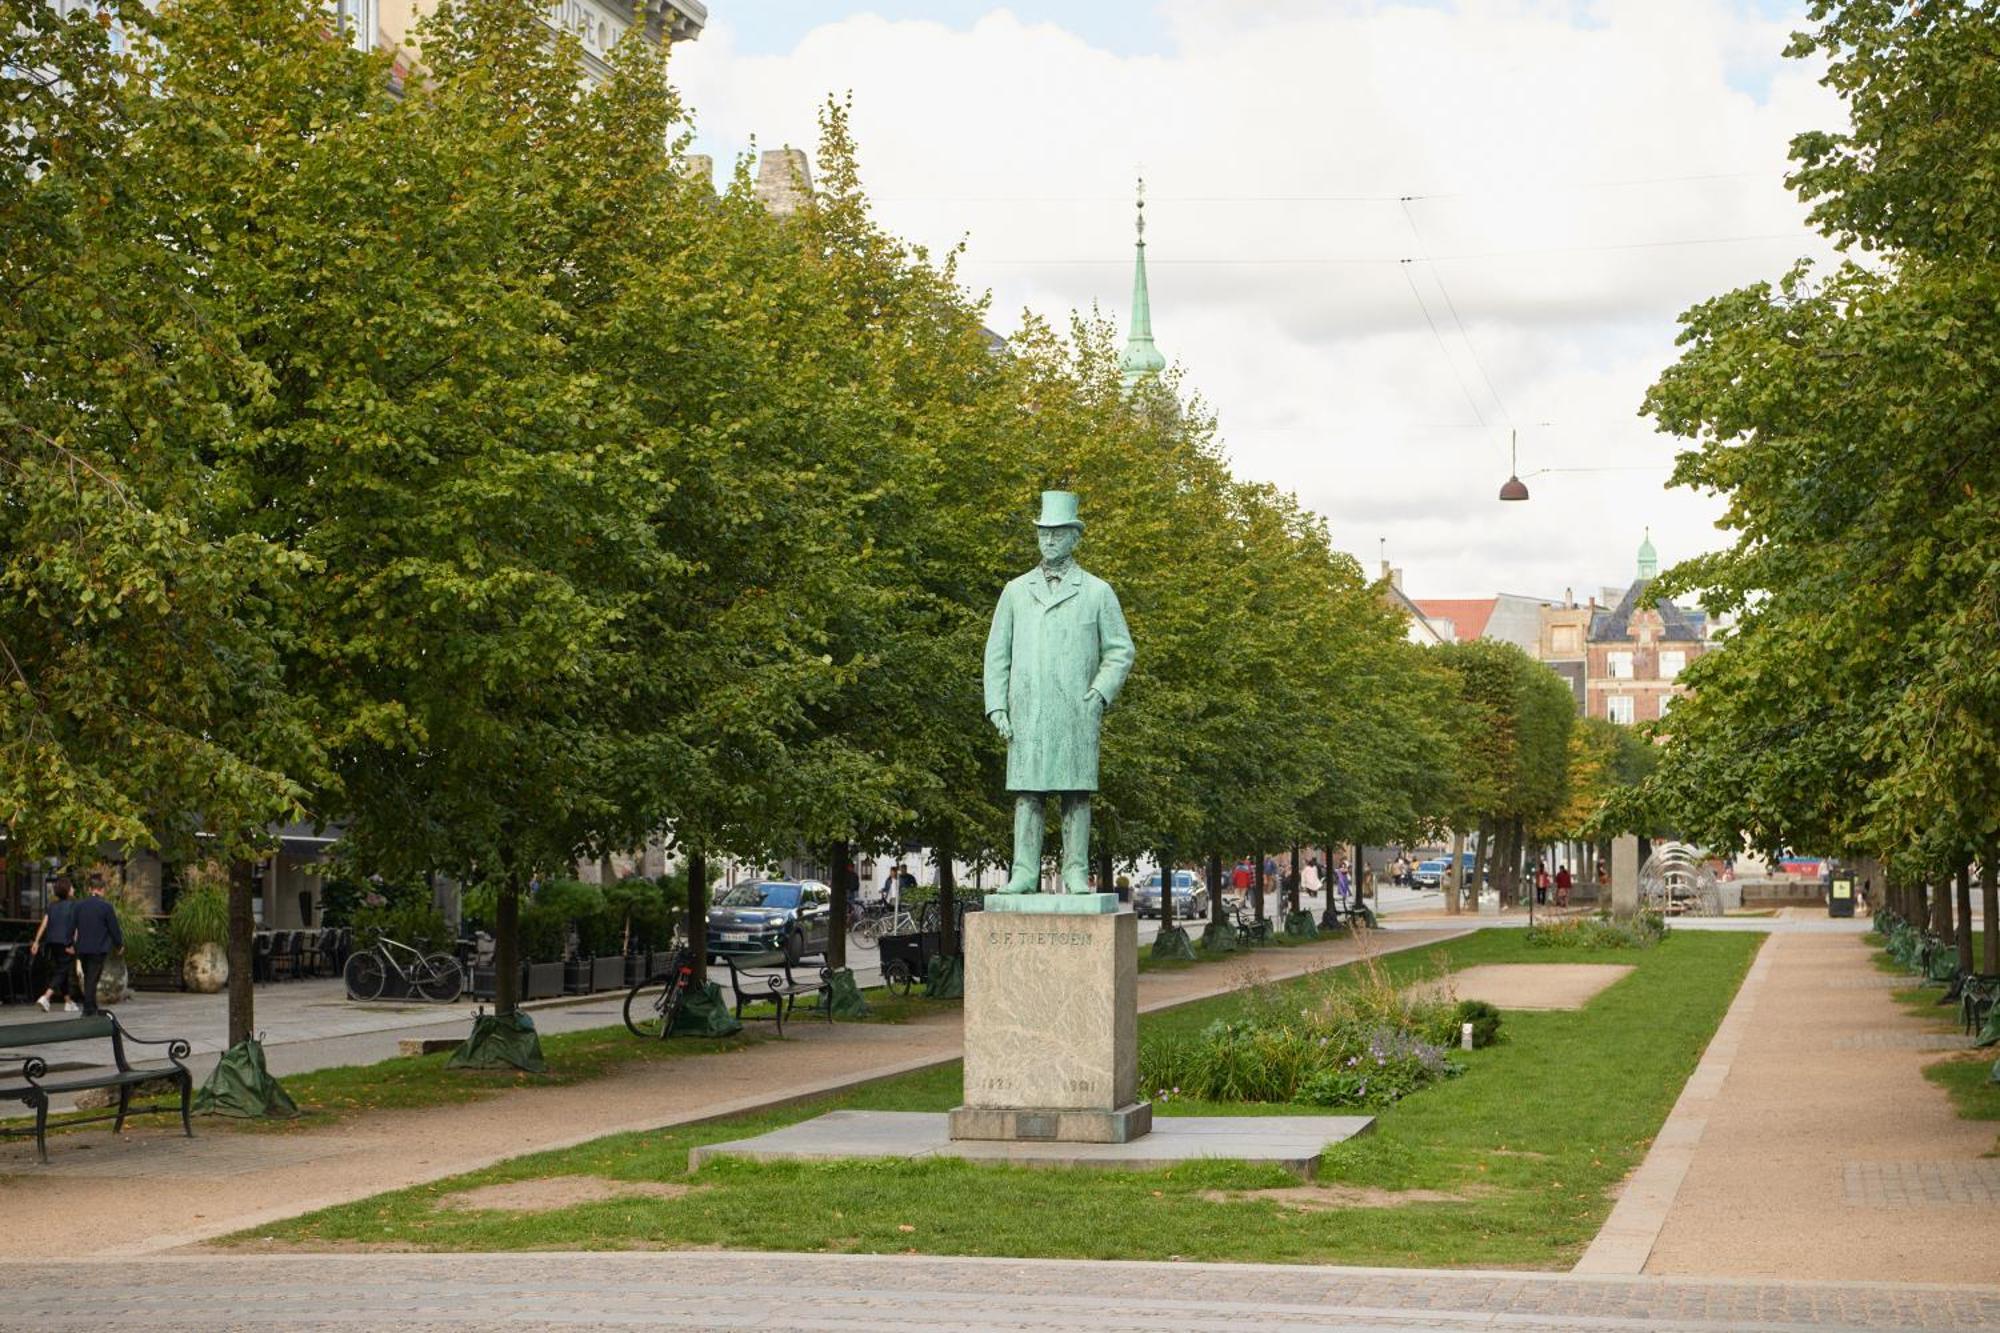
1120;171;1166;389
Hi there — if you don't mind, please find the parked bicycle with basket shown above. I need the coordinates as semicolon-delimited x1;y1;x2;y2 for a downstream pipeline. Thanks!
343;934;464;1003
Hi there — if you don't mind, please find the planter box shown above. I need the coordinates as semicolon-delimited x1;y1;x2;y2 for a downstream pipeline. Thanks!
129;968;183;993
623;954;648;987
563;959;594;995
591;955;626;992
524;960;564;1000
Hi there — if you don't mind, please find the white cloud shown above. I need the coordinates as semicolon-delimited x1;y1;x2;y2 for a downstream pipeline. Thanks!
672;1;1844;598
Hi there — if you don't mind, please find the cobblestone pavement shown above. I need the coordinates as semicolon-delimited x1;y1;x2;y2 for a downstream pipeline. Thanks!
4;1252;1996;1331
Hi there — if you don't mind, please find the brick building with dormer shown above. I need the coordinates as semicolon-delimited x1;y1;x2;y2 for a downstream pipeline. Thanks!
1582;531;1709;726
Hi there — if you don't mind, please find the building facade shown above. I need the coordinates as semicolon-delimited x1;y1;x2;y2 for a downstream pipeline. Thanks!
1582;532;1709;726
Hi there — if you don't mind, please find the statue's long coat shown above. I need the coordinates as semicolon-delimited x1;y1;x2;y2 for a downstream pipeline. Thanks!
983;563;1135;792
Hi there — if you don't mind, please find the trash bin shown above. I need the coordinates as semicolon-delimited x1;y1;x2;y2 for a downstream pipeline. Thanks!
1828;874;1856;918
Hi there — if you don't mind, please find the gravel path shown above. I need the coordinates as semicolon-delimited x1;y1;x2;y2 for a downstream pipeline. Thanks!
0;927;1463;1256
1635;932;1998;1282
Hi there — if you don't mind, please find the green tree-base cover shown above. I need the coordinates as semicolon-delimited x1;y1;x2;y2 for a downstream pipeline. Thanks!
924;955;964;1000
1151;927;1196;961
449;1012;547;1073
1198;920;1239;954
1282;910;1318;940
193;1038;298;1119
670;982;744;1038
826;968;870;1018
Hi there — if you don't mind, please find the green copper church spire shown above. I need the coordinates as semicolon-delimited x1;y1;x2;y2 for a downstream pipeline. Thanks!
1637;527;1658;580
1119;175;1166;388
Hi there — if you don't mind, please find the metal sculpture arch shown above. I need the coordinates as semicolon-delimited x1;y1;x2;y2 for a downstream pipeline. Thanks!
1638;843;1723;917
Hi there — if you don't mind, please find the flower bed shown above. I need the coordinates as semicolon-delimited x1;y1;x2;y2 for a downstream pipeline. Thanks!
1137;955;1498;1109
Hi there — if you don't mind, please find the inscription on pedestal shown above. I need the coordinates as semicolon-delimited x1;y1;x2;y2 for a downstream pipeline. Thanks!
959;909;1137;1115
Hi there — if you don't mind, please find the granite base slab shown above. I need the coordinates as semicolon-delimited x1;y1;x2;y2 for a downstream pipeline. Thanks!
689;1109;1371;1178
948;1102;1152;1143
981;892;1122;914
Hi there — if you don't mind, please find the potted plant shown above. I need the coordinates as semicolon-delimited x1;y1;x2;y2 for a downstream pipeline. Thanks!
170;871;231;994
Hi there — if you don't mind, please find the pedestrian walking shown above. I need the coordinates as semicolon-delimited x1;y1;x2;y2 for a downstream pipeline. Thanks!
1301;856;1323;899
65;873;122;1016
30;877;81;1012
1230;859;1252;896
1555;864;1572;908
1534;862;1551;906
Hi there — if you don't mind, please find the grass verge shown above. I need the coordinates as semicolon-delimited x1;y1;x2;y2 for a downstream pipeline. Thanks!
232;929;1759;1268
1873;947;2000;1155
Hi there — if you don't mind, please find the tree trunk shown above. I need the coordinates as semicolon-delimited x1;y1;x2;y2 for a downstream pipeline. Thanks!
937;841;958;961
226;859;257;1048
1955;861;1975;972
685;847;709;983
494;873;521;1017
1491;823;1513;908
1252;850;1266;922
1446;829;1465;914
1470;822;1492;910
1289;844;1303;916
1207;850;1224;924
1981;846;1998;974
1157;850;1175;931
1933;871;1952;938
821;842;845;972
1352;843;1366;905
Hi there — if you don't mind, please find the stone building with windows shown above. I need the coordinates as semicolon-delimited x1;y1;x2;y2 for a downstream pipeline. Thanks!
1582;531;1709;726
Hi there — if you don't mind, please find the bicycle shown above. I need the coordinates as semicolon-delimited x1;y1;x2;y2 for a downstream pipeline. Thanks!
851;905;918;946
623;948;699;1039
343;934;463;1003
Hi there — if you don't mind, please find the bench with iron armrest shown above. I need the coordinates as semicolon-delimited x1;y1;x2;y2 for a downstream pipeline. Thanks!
1225;898;1273;944
0;1012;193;1164
1959;973;2000;1040
1320;896;1377;931
718;952;832;1036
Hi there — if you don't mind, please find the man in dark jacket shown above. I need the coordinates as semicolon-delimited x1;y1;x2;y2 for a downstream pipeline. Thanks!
65;874;123;1015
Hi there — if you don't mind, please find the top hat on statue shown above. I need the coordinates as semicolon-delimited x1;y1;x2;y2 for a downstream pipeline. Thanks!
1034;490;1084;529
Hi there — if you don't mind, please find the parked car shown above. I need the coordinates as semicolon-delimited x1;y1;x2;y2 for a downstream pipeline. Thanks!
1412;858;1450;890
706;880;832;962
1133;870;1210;920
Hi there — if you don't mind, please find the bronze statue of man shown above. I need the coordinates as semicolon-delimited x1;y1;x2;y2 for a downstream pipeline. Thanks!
984;491;1135;893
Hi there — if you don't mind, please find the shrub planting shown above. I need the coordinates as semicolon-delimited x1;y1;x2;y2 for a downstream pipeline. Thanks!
1524;913;1666;950
1138;955;1474;1108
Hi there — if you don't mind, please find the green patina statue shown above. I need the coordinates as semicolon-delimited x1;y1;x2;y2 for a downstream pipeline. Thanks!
984;491;1135;893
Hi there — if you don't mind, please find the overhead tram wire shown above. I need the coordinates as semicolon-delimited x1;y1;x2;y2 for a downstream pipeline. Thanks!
951;232;1811;265
1400;194;1513;432
1399;258;1487;432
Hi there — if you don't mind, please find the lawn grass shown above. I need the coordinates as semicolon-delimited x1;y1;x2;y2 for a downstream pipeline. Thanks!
235;928;1760;1269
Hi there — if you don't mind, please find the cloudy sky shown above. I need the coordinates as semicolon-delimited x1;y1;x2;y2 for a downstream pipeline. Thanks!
670;1;1844;601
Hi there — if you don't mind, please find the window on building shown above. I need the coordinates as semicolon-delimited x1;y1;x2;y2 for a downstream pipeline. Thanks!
328;0;376;51
1659;650;1685;680
1657;693;1674;719
1607;695;1635;725
1607;650;1634;679
1552;626;1580;654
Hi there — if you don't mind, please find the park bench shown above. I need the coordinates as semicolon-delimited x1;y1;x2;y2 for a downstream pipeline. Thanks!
0;1012;193;1165
1319;896;1377;931
719;952;832;1036
1226;898;1273;944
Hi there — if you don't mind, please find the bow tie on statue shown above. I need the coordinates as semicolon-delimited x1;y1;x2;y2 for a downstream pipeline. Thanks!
1040;557;1073;586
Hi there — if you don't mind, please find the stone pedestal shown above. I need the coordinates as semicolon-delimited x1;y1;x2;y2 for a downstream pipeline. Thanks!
949;908;1150;1144
1611;835;1641;919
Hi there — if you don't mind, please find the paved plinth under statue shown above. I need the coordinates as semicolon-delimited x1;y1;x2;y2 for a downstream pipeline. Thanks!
690;1109;1374;1176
